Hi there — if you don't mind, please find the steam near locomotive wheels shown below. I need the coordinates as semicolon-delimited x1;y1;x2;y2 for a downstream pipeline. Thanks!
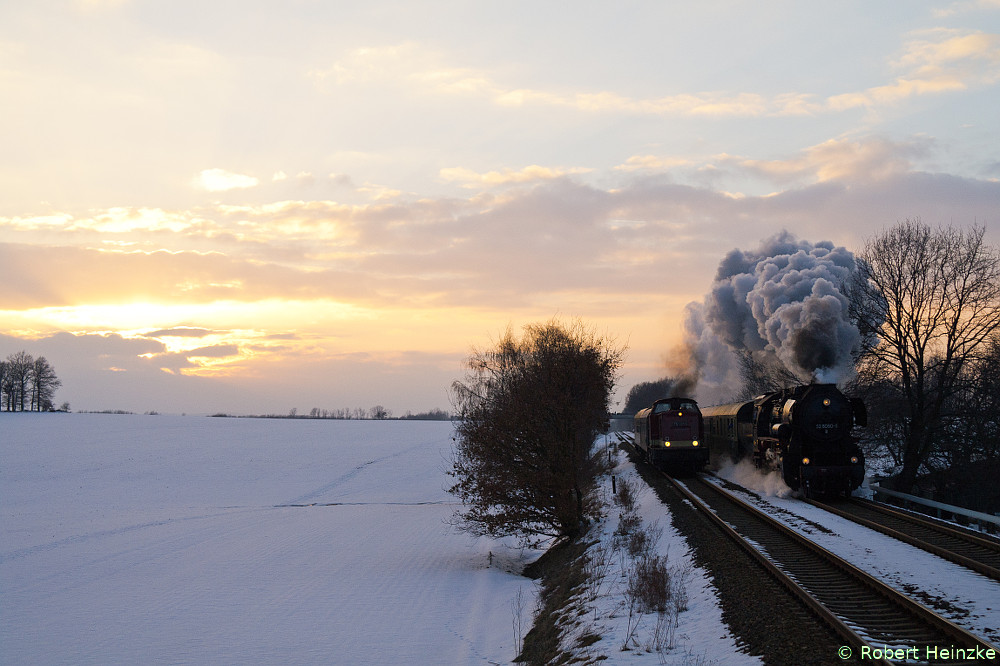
702;384;866;497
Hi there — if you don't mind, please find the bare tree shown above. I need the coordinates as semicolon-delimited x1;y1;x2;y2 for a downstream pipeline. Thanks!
736;349;801;400
30;356;61;411
369;405;391;419
849;220;1000;493
623;374;697;414
932;331;1000;510
448;319;624;545
0;360;7;411
4;351;34;411
964;332;1000;465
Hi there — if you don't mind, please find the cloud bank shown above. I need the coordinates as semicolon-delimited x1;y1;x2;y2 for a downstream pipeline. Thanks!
3;139;997;412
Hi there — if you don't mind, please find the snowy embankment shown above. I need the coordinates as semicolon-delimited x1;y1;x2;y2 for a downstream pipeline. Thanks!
547;440;760;665
1;414;535;665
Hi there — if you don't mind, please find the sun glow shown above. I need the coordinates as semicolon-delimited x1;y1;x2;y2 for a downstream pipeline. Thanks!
5;302;237;332
3;299;374;333
179;352;251;377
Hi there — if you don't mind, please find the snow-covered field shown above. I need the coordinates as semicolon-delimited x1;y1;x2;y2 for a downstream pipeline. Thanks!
12;414;986;665
1;414;535;665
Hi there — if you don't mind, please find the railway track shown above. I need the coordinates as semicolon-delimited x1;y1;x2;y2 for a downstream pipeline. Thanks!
806;497;1000;582
663;470;998;665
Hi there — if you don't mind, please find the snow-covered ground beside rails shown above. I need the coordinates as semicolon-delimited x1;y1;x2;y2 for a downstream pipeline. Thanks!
707;460;1000;647
1;414;536;665
552;442;761;665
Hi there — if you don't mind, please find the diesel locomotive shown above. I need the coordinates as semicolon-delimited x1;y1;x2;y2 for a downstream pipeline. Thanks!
634;397;708;472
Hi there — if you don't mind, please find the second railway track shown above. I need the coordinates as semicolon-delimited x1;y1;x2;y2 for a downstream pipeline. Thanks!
664;470;998;664
805;496;1000;581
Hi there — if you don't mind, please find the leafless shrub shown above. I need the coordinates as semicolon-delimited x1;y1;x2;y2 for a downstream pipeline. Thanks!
669;559;694;614
511;586;526;656
649;608;679;656
583;542;615;601
629;521;663;560
448;319;625;546
626;525;651;558
628;554;671;614
621;588;643;651
648;559;696;656
621;552;674;652
614;476;637;513
612;512;642;552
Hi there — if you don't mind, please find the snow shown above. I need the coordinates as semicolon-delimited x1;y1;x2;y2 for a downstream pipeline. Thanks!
708;460;1000;647
6;415;991;664
555;441;762;664
1;414;535;665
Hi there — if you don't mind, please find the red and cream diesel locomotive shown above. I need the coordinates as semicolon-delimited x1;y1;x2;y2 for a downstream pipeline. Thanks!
633;397;708;472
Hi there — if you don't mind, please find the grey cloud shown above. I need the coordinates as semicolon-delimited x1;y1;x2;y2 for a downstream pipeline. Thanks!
146;327;216;338
150;344;241;373
4;169;998;315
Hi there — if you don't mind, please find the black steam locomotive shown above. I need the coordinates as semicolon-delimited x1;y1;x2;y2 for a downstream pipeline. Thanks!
701;384;866;496
634;397;708;472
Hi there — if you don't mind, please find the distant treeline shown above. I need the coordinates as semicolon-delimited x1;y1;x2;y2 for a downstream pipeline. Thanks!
1;351;63;412
211;406;452;421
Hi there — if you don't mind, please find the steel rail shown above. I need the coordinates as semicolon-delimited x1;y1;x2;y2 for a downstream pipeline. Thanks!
659;471;892;665
665;471;998;664
806;497;1000;582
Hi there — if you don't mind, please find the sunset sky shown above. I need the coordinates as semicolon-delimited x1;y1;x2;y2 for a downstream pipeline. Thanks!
2;0;999;415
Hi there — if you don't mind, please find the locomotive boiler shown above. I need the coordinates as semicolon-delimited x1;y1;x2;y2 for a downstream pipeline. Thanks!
702;384;866;496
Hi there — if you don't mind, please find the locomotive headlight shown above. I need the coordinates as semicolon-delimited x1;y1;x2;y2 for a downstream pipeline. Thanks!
664;441;671;447
850;456;859;464
802;457;811;465
692;440;699;446
822;398;831;407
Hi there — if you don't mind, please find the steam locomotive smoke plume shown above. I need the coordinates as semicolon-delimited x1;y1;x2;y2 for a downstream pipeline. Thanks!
685;231;861;397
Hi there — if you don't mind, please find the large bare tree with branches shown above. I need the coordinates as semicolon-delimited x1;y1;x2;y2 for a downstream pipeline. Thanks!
3;351;34;412
448;319;624;545
849;220;1000;493
30;356;62;412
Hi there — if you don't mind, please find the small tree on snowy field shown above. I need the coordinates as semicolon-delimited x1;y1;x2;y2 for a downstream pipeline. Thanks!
448;319;624;545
